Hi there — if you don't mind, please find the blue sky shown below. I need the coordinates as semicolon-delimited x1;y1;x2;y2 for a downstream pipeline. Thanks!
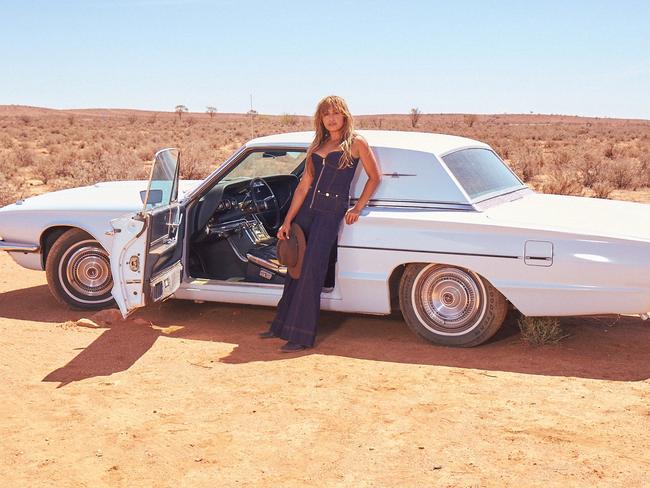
1;0;649;118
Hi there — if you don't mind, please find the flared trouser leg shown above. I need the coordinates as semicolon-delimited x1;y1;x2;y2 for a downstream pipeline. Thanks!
270;206;343;347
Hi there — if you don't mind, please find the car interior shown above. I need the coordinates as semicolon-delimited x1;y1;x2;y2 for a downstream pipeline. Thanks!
185;149;339;288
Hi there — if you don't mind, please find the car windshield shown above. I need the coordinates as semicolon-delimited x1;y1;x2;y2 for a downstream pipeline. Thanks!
223;150;305;180
442;148;523;201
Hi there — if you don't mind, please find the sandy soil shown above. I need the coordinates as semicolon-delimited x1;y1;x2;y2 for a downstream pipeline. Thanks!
1;252;649;487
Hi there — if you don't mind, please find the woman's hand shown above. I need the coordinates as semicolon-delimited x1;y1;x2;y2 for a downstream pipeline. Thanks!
277;221;291;240
344;207;361;225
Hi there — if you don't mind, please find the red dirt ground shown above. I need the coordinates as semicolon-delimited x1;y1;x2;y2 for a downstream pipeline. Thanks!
1;252;649;487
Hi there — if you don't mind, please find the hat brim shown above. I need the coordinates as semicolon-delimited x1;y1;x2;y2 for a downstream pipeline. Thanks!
287;222;306;279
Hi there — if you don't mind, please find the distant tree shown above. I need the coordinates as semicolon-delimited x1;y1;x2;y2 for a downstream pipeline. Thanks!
463;114;477;127
175;105;189;120
409;108;421;128
206;106;218;119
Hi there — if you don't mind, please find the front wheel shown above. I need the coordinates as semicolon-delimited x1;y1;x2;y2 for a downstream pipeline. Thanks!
45;229;115;310
399;263;507;347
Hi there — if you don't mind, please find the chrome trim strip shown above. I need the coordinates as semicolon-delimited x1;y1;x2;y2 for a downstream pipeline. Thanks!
246;253;287;275
473;187;534;210
338;244;520;260
185;278;284;290
0;241;40;253
350;198;474;211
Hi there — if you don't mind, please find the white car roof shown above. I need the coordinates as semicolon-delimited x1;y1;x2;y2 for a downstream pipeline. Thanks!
246;130;490;158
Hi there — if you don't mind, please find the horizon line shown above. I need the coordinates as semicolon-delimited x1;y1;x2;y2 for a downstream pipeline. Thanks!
1;104;648;122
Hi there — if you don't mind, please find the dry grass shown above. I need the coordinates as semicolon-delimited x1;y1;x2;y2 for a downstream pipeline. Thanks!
518;316;569;346
0;108;648;207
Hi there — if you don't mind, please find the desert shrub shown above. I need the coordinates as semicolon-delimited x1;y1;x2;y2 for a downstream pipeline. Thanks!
541;168;583;196
136;144;158;162
574;151;604;188
0;133;14;149
552;149;573;167
13;147;35;167
3;150;21;177
280;113;298;126
180;143;213;179
518;316;568;346
607;159;638;190
0;178;15;206
490;140;510;160
510;146;544;182
36;149;78;183
591;181;614;199
637;159;650;187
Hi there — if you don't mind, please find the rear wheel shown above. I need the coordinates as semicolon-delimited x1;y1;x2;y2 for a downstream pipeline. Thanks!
398;263;507;347
45;229;115;310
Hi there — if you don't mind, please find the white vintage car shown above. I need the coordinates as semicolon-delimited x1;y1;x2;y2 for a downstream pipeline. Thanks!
1;130;649;347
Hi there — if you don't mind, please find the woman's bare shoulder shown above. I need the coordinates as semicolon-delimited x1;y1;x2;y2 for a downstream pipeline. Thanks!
352;133;369;155
352;133;368;145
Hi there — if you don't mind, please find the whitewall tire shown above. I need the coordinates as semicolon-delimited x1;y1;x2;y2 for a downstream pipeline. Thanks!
399;263;508;347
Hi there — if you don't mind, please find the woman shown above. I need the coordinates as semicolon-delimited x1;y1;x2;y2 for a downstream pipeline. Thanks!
259;95;381;352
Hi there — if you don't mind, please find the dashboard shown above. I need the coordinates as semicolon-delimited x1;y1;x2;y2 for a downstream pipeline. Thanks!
190;174;299;241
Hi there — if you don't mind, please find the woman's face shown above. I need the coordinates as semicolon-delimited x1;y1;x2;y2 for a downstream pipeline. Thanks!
321;106;345;134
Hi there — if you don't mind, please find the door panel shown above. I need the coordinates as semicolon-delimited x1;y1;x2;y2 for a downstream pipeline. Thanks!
110;148;185;317
143;203;184;305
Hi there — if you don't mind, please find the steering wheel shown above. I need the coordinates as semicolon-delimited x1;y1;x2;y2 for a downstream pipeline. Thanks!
249;177;281;232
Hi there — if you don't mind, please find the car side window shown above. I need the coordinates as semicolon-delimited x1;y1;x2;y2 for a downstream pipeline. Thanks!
224;150;306;180
442;148;523;201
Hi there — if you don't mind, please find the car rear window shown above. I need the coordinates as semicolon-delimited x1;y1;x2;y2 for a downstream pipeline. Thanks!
442;148;523;201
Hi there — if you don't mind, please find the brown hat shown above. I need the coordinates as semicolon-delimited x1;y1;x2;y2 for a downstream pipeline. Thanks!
277;222;306;279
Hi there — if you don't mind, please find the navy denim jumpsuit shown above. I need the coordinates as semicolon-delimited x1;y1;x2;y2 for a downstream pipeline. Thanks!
270;150;360;347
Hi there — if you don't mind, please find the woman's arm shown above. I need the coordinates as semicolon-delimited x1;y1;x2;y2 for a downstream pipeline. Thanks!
345;136;381;225
277;156;314;240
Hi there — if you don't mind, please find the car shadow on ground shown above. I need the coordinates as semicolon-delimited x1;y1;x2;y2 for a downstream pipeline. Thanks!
2;284;650;385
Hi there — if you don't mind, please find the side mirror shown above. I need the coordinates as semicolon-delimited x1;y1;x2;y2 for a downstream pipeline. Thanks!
140;189;163;205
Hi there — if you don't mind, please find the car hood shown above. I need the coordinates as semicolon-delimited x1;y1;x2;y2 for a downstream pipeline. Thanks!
485;192;650;241
0;180;203;213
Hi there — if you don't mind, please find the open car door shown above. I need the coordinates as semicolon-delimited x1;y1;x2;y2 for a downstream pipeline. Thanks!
109;148;185;317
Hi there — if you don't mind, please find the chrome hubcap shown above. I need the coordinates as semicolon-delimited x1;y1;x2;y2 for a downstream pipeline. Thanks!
413;266;485;335
63;244;113;298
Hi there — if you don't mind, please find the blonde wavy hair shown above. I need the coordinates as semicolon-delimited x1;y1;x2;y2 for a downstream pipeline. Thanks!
305;95;356;175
